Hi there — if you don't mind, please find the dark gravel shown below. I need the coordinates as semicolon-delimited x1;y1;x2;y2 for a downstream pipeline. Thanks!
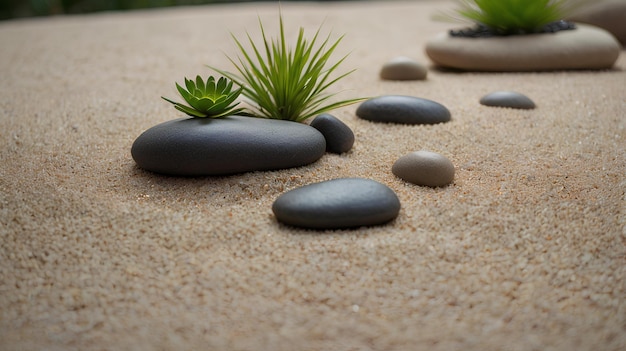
450;20;577;38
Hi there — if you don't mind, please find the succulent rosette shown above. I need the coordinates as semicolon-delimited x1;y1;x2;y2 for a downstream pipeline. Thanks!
162;75;245;118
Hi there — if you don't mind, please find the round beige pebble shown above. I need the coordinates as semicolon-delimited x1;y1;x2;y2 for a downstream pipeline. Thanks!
392;151;455;187
380;56;427;81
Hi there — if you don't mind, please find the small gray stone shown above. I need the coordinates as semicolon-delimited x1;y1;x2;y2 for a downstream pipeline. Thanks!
356;95;451;125
480;91;536;110
310;113;355;154
392;151;455;187
380;56;427;81
131;116;326;176
272;178;401;229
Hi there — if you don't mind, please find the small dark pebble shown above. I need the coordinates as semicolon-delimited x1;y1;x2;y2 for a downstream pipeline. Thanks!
310;113;355;154
450;20;577;38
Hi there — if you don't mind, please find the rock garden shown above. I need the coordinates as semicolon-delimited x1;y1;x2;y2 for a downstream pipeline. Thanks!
132;0;622;230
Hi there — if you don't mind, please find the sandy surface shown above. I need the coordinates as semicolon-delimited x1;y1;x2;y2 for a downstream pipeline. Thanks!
1;1;625;350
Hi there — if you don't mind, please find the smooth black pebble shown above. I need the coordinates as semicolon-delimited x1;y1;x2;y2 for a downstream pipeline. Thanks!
356;95;451;125
310;113;355;154
272;178;401;230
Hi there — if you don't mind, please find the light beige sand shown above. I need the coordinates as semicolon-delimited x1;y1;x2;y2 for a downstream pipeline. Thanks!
1;1;624;350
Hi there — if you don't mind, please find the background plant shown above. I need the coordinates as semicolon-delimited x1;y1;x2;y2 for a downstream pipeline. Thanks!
1;0;347;20
210;14;364;122
444;0;589;34
162;75;245;118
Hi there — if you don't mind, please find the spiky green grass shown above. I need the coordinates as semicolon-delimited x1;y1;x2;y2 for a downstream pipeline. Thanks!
449;0;588;34
210;15;364;122
162;75;244;118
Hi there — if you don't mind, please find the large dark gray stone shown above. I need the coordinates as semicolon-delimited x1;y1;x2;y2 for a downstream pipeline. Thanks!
309;113;355;154
131;116;326;176
272;178;401;230
356;95;451;125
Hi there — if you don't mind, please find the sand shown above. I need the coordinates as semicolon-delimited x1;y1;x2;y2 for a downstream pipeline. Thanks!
1;1;624;350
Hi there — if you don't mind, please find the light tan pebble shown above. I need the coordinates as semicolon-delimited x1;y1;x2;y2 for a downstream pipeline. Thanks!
380;56;427;81
392;151;455;187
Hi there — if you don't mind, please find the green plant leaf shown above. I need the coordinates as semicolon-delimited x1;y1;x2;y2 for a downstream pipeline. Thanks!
161;97;207;118
205;76;215;97
184;77;195;94
175;83;193;102
195;75;205;94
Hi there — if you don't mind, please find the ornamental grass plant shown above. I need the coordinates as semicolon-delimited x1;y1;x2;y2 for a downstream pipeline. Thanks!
445;0;590;35
211;14;364;122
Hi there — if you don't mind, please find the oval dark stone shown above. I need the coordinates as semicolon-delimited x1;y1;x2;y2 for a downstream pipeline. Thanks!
480;91;536;109
272;178;401;230
131;116;326;176
356;95;451;125
309;113;355;154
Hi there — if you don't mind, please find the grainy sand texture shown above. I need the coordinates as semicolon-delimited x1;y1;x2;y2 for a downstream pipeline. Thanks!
1;1;625;350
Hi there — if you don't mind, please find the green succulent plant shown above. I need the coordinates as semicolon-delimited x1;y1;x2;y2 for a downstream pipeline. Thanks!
447;0;588;34
162;75;245;118
210;14;364;122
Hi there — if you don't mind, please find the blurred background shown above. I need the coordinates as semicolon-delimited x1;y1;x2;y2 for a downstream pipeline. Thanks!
0;0;348;20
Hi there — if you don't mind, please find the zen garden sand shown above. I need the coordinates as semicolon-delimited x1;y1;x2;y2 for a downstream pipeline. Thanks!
1;1;625;350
